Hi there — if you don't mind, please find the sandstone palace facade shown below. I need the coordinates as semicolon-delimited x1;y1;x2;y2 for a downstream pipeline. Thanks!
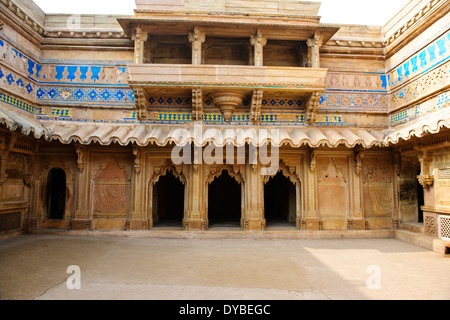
0;0;449;250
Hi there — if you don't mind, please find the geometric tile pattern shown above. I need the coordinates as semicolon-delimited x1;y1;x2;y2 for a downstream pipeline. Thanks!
0;91;36;114
388;30;450;89
36;87;135;105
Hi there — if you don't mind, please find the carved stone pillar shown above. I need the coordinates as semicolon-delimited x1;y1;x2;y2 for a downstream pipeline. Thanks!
184;162;207;231
306;32;323;68
129;146;147;230
349;151;366;230
188;26;206;65
250;30;267;67
23;151;38;230
71;145;91;230
132;26;148;64
302;149;321;230
243;163;265;231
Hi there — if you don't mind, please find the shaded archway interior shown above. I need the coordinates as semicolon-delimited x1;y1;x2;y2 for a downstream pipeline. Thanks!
417;168;424;223
46;168;66;220
208;170;242;228
264;172;297;227
153;170;185;227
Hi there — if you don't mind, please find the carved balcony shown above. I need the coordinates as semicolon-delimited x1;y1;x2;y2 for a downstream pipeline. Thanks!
127;64;328;122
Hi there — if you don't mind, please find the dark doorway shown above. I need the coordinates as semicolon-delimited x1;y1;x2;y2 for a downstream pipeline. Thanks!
417;169;424;223
208;170;241;228
153;171;185;227
264;172;297;227
46;168;66;220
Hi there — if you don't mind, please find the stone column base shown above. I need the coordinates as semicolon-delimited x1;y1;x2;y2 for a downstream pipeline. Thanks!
127;220;149;231
183;219;208;231
70;220;92;231
299;219;323;231
24;219;38;231
347;219;368;230
243;219;266;231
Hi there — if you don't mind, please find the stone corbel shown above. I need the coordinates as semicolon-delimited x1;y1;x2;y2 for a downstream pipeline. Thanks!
134;87;149;120
192;88;203;121
250;89;263;123
23;154;36;188
417;151;434;188
305;92;321;124
133;146;142;174
75;145;85;173
355;151;365;175
188;26;206;65
309;149;317;172
250;29;267;67
23;174;33;188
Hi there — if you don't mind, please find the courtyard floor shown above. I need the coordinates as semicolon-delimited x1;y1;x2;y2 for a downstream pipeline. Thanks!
0;233;449;300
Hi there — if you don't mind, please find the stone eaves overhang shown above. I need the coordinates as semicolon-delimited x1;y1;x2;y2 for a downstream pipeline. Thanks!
118;12;340;43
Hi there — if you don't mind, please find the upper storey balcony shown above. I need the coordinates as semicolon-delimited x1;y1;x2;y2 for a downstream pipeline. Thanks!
118;0;340;123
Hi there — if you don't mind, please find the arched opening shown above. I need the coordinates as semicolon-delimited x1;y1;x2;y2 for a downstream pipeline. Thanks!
264;172;297;228
153;170;185;227
46;168;66;220
208;170;242;228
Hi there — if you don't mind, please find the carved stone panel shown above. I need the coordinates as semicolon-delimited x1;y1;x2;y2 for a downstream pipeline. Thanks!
317;156;348;219
92;157;131;219
362;157;394;218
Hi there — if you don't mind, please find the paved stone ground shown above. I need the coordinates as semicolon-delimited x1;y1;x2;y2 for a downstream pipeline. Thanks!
0;234;449;300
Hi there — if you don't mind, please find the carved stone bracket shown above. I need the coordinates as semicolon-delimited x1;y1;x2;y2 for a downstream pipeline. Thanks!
305;92;321;124
192;88;203;121
355;151;365;175
209;91;245;123
133;146;142;174
309;149;317;172
250;89;263;123
75;145;85;173
134;87;149;120
417;151;434;188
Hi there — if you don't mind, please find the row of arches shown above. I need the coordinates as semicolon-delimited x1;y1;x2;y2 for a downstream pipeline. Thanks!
44;167;298;228
152;169;297;228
